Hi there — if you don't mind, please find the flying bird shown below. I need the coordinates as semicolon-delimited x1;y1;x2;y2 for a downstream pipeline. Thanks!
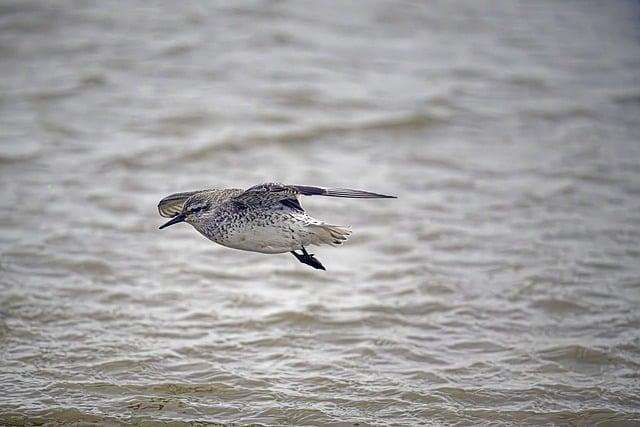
158;182;396;270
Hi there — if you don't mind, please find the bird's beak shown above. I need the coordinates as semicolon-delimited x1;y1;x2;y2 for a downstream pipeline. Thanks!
159;213;186;229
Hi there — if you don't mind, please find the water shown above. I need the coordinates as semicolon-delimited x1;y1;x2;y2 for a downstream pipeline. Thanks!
1;1;639;425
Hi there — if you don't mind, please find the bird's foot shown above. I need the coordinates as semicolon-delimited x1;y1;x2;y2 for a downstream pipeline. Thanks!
291;247;326;270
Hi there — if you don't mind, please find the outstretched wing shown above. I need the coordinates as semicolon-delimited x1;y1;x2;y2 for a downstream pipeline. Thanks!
232;182;396;211
157;191;200;218
290;184;396;199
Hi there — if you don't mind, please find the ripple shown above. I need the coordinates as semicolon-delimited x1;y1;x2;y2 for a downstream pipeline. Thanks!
537;345;618;366
2;0;640;424
529;298;590;315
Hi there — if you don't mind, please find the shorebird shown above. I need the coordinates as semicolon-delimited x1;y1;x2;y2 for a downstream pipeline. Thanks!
158;182;396;270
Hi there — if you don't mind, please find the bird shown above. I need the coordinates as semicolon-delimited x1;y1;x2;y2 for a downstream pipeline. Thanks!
157;182;396;270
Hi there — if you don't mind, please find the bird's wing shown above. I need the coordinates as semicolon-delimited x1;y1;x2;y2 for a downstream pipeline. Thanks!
157;191;200;217
232;182;396;211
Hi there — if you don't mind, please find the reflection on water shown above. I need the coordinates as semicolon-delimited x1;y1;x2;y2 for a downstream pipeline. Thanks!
1;1;640;425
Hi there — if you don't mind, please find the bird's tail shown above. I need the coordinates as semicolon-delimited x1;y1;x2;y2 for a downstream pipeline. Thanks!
307;224;352;246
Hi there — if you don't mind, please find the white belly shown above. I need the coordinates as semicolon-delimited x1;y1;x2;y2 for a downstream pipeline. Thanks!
214;222;307;254
190;211;343;255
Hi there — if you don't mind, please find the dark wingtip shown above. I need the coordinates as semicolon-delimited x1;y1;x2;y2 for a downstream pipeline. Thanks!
369;191;397;199
323;188;398;199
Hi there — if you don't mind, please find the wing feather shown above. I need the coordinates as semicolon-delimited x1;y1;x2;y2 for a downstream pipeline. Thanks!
232;182;396;208
280;198;305;211
157;191;200;218
294;185;396;199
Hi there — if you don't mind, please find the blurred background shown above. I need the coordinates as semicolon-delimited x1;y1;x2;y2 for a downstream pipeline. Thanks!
1;1;639;425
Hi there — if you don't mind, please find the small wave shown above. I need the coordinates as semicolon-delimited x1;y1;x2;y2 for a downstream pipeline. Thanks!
461;408;639;426
157;41;196;58
24;74;108;102
529;298;590;314
263;310;320;325
518;105;598;122
537;344;617;365
148;111;215;138
0;145;42;164
612;91;640;106
66;259;114;276
0;409;234;426
174;110;446;162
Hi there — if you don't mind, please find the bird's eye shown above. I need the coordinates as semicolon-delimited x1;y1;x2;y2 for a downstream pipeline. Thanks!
188;204;207;214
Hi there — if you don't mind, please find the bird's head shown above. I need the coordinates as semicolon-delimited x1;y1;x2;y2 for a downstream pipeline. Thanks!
159;194;213;229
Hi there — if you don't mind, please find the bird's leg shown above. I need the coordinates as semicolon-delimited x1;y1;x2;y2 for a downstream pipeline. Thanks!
290;247;326;270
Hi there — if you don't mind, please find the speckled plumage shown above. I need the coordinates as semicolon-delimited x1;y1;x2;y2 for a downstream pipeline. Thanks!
158;182;396;269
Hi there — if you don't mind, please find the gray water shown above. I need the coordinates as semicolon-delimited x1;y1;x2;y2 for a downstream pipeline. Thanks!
1;1;640;426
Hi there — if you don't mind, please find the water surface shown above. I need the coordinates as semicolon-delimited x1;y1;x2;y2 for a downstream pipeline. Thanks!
1;1;640;425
